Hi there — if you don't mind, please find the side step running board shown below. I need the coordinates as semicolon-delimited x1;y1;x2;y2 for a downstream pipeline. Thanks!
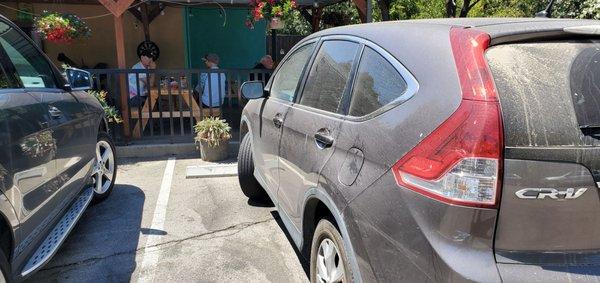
21;187;94;276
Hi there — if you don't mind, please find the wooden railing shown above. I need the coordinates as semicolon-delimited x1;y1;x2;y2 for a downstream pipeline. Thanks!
87;68;271;143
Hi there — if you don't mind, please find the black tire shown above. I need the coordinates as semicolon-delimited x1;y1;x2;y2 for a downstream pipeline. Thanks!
0;249;10;283
310;218;353;283
237;133;266;201
92;132;117;204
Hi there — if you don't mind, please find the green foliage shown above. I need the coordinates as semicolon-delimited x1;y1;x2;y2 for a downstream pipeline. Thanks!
322;1;362;27
280;0;599;35
554;0;600;20
87;90;122;124
194;117;232;148
280;10;312;35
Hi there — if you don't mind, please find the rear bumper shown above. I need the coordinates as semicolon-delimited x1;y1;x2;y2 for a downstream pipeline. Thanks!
497;263;600;282
345;171;501;282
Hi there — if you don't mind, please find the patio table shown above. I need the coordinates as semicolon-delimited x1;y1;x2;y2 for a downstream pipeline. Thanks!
130;87;221;138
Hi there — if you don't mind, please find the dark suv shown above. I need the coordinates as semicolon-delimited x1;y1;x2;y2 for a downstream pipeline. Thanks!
0;16;116;281
237;18;600;282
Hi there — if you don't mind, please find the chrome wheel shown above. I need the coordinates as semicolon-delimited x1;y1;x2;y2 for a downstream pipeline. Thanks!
316;238;345;283
93;140;114;194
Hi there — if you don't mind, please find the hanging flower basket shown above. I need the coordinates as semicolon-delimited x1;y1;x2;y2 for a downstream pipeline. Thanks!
34;11;91;44
246;0;297;29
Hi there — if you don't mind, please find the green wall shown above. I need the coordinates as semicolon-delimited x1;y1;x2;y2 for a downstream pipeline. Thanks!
184;7;267;69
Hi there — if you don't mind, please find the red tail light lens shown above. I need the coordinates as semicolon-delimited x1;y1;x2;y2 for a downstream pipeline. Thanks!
392;28;503;208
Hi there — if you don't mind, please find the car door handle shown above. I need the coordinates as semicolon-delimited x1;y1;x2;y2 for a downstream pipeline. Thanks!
48;106;62;118
314;129;334;149
272;114;283;128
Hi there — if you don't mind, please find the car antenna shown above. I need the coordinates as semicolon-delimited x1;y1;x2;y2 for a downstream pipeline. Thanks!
535;0;556;18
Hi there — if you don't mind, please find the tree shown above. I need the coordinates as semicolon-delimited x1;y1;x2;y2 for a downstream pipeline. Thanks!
554;0;600;19
445;0;483;17
377;0;393;20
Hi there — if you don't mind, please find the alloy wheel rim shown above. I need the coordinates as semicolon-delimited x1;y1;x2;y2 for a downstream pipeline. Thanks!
93;140;114;194
316;238;345;283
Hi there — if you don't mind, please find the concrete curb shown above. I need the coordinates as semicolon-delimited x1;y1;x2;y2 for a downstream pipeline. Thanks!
117;141;240;158
186;164;238;178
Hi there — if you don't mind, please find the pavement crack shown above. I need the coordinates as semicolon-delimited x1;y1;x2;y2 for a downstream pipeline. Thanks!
39;218;275;272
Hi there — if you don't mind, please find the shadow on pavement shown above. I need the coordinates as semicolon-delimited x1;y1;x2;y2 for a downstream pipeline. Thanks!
270;211;310;279
26;184;145;282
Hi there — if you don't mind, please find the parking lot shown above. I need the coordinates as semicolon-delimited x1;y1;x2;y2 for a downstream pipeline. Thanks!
26;156;308;282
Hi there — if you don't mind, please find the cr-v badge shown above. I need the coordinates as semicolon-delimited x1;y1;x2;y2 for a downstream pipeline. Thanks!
515;188;588;200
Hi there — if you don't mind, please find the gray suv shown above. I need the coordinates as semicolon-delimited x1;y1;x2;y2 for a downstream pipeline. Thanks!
0;16;116;281
238;18;600;282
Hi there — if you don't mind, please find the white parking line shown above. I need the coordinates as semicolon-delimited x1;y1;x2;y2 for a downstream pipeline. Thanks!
138;157;176;283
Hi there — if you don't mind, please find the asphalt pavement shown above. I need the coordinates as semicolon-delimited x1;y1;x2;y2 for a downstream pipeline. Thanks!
26;156;309;282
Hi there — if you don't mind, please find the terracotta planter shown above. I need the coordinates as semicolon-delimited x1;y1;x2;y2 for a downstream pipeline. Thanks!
269;17;285;30
199;140;229;162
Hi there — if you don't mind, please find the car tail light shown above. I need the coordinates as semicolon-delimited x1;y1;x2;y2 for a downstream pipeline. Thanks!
391;28;503;208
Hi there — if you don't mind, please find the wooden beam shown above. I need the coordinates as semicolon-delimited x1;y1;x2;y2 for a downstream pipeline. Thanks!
129;2;164;24
310;7;323;32
352;0;367;23
113;14;131;140
98;0;136;17
140;2;150;41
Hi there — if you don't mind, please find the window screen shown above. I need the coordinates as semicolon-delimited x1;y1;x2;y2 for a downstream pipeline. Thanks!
299;40;359;113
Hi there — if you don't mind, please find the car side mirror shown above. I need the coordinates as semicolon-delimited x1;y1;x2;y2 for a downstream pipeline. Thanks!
65;68;92;91
240;81;266;100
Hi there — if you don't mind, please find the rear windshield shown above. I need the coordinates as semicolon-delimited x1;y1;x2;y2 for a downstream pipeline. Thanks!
486;39;600;147
570;43;600;128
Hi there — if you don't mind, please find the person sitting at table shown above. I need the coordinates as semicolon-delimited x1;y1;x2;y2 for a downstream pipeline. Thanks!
128;51;156;107
250;55;273;81
194;53;226;108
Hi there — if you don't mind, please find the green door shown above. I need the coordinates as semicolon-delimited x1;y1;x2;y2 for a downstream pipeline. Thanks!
185;7;267;69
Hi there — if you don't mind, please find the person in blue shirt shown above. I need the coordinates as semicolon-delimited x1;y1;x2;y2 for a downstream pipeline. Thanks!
195;53;226;108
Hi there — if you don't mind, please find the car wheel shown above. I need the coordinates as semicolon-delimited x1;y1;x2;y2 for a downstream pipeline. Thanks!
310;218;352;283
91;132;117;204
237;133;266;201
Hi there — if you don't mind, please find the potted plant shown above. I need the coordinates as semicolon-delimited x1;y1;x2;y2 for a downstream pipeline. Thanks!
194;117;231;162
34;11;91;44
246;0;297;29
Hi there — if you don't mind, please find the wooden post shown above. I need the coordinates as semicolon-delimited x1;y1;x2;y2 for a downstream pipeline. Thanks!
352;0;368;23
270;29;277;63
99;0;136;140
114;14;131;140
141;2;151;41
311;7;323;32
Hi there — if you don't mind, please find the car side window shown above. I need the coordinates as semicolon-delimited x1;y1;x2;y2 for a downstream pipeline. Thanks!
299;40;359;113
349;47;408;117
0;21;57;89
270;43;315;102
0;64;11;89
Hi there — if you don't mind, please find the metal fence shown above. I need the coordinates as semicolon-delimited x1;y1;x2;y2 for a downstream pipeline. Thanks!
87;68;272;143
